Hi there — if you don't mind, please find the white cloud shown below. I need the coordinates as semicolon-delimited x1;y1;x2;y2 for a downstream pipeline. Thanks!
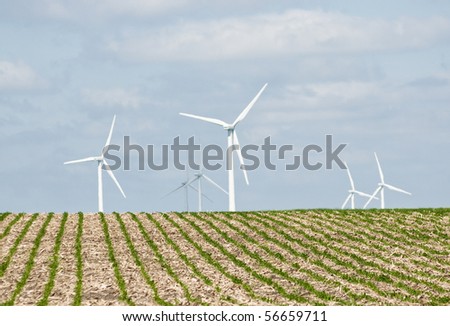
81;88;143;109
0;60;43;90
106;10;450;61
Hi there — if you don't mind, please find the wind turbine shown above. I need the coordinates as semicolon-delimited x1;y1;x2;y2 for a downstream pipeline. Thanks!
341;161;376;209
64;115;126;212
364;152;411;209
185;170;228;211
180;83;268;211
162;172;213;211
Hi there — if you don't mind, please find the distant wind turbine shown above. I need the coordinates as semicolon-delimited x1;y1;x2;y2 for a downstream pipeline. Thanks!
185;170;228;211
341;161;376;209
162;171;213;212
64;115;126;212
180;83;268;211
364;152;411;209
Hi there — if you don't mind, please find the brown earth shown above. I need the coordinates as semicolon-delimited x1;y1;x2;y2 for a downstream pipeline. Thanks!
0;210;448;306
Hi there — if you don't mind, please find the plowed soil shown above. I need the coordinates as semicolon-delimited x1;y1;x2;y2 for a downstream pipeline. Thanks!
0;209;449;305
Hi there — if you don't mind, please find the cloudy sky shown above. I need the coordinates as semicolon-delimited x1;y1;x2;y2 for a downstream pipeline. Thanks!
1;0;449;213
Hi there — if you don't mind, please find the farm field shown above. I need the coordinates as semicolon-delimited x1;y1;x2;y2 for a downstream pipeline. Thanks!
0;209;449;306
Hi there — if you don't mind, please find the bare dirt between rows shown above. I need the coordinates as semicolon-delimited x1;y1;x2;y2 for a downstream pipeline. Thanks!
1;210;449;306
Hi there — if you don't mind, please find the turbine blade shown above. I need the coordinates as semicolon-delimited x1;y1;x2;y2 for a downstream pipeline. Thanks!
103;160;126;198
179;113;228;127
344;161;355;190
374;152;385;183
161;183;187;199
384;183;412;195
233;131;249;185
232;83;268;127
363;187;382;209
341;194;352;209
188;184;198;192
104;115;116;149
185;176;201;187
354;190;378;200
188;184;213;202
202;174;229;195
64;156;99;165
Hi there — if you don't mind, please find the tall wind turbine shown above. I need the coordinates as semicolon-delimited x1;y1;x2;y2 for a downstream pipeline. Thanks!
341;161;375;209
64;115;126;212
364;152;411;209
180;83;268;211
185;170;228;211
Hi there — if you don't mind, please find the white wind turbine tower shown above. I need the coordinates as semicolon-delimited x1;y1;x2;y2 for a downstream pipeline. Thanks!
364;152;411;209
64;115;126;212
180;83;268;211
341;161;376;209
185;170;228;211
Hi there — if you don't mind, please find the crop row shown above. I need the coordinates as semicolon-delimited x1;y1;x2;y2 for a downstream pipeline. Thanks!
0;210;448;305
